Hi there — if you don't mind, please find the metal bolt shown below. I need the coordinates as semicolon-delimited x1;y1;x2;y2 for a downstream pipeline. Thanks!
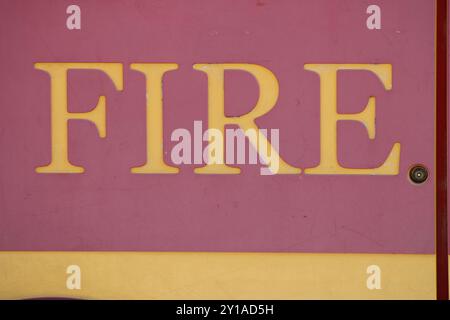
409;165;428;184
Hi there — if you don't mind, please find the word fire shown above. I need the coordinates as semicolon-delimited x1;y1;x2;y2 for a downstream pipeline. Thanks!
34;63;401;176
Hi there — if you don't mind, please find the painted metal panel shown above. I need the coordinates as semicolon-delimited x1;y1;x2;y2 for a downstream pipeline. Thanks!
0;0;439;299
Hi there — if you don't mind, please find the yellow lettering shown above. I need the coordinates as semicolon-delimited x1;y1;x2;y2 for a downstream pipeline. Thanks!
193;63;301;175
304;64;400;175
35;63;123;173
130;63;179;174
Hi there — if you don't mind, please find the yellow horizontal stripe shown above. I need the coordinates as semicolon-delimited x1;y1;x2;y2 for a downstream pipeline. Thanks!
0;252;436;300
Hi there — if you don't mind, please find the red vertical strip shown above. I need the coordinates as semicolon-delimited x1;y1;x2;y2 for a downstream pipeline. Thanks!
436;0;449;301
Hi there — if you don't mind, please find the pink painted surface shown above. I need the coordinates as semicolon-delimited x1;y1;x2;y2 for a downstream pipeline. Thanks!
0;0;435;253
